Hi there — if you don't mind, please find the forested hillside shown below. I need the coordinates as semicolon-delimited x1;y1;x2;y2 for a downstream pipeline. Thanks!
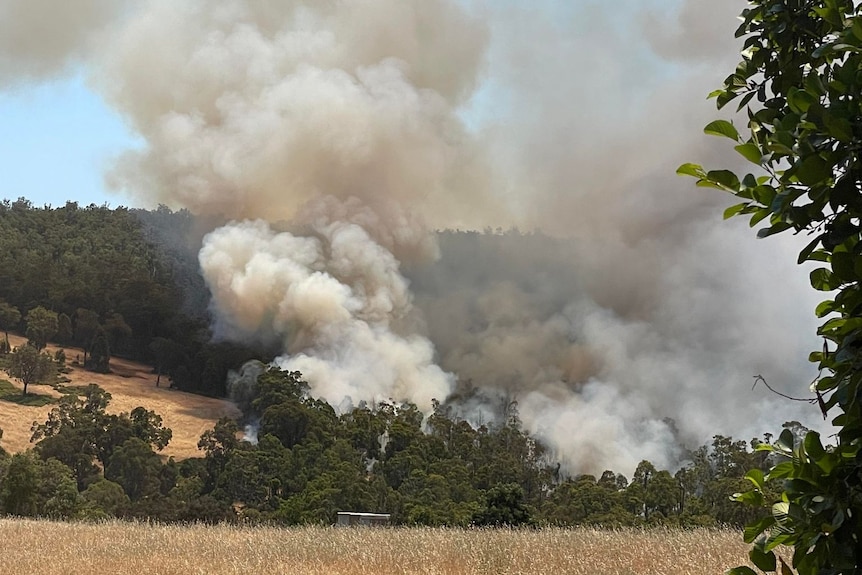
0;200;802;527
0;198;270;396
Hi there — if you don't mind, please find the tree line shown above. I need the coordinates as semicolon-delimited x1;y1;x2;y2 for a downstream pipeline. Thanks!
0;367;795;527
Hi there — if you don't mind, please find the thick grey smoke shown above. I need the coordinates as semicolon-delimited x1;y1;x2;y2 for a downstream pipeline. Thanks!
0;0;127;86
2;0;827;474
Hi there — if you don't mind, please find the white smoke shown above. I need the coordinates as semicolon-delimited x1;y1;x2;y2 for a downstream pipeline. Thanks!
2;0;829;475
199;200;453;412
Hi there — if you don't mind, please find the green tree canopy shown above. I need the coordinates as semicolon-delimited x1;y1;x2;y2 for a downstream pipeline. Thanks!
681;0;862;571
55;313;73;345
86;327;111;373
0;300;20;352
7;343;54;395
74;308;100;365
24;306;56;351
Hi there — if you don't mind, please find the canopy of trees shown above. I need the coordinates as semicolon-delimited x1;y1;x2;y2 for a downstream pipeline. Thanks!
0;200;272;395
681;0;862;572
0;368;788;528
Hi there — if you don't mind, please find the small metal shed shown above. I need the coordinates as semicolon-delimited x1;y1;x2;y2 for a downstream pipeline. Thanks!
336;512;391;527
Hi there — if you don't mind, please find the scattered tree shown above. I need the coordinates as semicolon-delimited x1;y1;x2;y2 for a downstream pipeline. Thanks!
86;327;111;373
149;337;181;387
74;308;100;365
0;300;20;352
55;313;73;345
7;344;54;395
24;306;57;351
104;312;132;356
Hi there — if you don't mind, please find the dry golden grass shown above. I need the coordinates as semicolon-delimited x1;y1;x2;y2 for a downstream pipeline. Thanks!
0;518;760;575
0;333;239;460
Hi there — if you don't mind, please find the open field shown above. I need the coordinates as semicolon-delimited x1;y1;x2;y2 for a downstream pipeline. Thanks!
0;519;761;575
0;333;239;460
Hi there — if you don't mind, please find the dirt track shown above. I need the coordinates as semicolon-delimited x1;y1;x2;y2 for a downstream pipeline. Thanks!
0;333;240;459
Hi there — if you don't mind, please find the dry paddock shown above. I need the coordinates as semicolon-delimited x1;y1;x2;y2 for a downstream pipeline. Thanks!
0;518;765;575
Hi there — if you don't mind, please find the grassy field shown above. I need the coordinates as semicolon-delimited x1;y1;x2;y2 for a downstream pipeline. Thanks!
0;518;761;575
0;333;239;459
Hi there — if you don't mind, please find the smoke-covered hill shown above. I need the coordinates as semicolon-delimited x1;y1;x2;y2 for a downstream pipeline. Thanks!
1;0;830;476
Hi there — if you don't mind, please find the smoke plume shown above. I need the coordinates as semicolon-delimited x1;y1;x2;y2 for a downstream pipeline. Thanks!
2;0;828;475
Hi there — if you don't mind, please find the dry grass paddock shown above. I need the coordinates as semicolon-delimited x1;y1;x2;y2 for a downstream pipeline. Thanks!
0;518;761;575
0;333;239;460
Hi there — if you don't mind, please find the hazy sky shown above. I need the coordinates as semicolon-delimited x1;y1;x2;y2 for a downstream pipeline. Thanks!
0;0;736;210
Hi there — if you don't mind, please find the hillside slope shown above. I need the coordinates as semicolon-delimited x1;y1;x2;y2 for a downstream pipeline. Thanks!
0;334;239;459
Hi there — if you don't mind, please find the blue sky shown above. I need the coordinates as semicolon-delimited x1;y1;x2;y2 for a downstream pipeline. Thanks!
0;72;139;208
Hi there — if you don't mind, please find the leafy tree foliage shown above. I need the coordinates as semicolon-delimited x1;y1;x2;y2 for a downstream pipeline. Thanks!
0;200;270;395
148;337;181;387
24;306;57;351
73;308;100;365
81;479;130;519
55;312;72;345
7;344;54;395
104;313;133;357
31;385;172;490
681;1;862;571
105;438;164;501
86;327;111;373
0;451;81;518
0;300;20;352
0;364;782;527
472;483;533;526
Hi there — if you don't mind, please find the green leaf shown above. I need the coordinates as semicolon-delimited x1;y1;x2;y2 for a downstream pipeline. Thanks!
735;489;764;506
706;170;741;191
744;468;766;491
813;5;843;27
823;112;853;142
743;515;776;543
735;143;763;164
797;236;823;264
788;88;818;113
795;155;831;186
765;531;793;552
832;43;859;53
776;429;795;452
704;119;740;141
810;268;838;291
676;163;705;177
757;221;792;238
749;208;771;227
815;299;837;317
737;90;756;111
750;547;777;572
724;202;750;219
697;179;726;191
830;252;858;282
726;567;758;575
803;432;825;461
772;500;790;523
